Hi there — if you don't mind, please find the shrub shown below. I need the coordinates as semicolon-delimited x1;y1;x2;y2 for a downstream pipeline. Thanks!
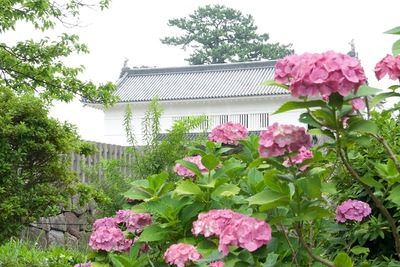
82;26;400;267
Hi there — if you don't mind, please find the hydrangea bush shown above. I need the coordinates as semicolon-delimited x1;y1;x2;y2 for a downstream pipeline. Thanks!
83;27;400;267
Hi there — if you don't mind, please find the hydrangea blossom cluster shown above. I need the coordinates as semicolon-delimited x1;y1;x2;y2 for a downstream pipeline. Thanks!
283;146;314;171
192;209;236;237
374;54;400;80
192;209;272;256
89;210;152;252
89;225;132;252
164;243;202;267
258;123;312;158
275;51;366;98
92;217;116;229
336;199;372;223
174;155;207;177
208;122;248;145
115;209;152;233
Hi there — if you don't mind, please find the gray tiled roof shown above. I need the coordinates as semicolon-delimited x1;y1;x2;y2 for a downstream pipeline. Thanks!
114;60;289;102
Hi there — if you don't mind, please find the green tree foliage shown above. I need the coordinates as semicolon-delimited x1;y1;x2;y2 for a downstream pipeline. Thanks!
124;97;208;180
0;0;118;105
0;1;114;242
161;4;294;65
0;89;98;242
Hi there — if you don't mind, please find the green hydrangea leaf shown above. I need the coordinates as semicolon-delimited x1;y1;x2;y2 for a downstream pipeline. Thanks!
347;120;378;134
175;180;202;195
387;184;400;206
333;252;353;267
274;100;327;115
393;39;400;56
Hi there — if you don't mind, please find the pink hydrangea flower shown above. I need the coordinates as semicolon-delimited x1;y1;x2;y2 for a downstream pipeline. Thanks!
336;199;372;223
89;226;132;252
208;122;248;145
164;243;202;267
174;155;208;177
115;209;133;224
218;214;272;255
283;146;314;171
192;210;272;256
74;262;91;267
374;54;400;80
192;209;236;237
258;123;312;158
275;51;366;98
92;217;116;230
209;261;225;267
350;98;366;111
125;213;152;233
115;209;153;233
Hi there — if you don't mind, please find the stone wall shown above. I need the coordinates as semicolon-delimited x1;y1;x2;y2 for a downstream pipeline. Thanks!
21;196;96;249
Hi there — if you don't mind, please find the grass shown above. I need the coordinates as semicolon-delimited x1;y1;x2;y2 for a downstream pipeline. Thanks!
0;238;91;267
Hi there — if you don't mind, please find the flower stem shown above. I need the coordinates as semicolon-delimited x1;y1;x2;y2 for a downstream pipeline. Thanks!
279;223;300;266
292;223;335;267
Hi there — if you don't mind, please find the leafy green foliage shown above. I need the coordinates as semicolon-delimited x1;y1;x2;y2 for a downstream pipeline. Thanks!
83;98;207;219
161;4;294;65
0;89;83;242
0;238;90;267
0;0;118;242
88;88;400;266
384;26;400;56
0;0;117;105
81;159;131;218
0;89;107;243
124;97;208;180
85;25;400;267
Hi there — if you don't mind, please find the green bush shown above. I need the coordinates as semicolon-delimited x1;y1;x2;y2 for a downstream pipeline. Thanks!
0;89;80;242
0;89;108;243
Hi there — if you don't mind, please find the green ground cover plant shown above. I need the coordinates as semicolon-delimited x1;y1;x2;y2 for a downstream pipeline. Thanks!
0;238;90;267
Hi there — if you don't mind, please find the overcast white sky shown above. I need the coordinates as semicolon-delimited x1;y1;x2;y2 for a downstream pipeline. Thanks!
46;0;400;143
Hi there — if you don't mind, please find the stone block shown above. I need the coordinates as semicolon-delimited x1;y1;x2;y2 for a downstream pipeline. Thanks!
48;230;65;247
78;214;92;232
21;226;47;248
65;232;79;248
29;217;50;232
49;214;67;232
65;212;81;238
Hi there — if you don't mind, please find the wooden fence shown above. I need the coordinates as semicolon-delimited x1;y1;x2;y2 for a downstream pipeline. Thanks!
71;142;132;183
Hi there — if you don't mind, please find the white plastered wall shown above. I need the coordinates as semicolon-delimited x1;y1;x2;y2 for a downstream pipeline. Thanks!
103;95;305;146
